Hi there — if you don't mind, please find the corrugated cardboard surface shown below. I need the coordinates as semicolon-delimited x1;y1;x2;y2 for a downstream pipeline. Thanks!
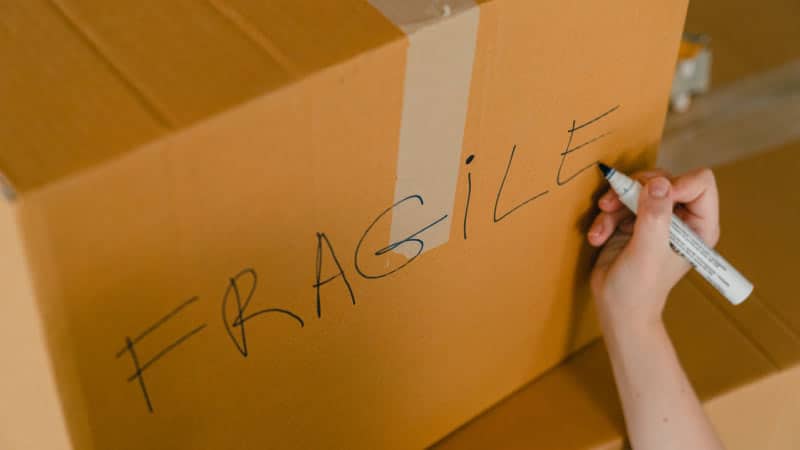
2;1;686;449
0;0;401;192
434;141;800;450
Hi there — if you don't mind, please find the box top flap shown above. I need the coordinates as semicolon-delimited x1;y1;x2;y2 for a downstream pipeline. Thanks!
0;0;406;193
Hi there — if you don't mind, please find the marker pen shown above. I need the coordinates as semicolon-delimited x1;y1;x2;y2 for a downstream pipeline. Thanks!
597;163;753;305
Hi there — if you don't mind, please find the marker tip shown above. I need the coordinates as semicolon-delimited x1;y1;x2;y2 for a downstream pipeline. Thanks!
597;162;612;177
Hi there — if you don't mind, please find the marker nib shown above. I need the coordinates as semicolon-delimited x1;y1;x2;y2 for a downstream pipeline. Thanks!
597;162;612;177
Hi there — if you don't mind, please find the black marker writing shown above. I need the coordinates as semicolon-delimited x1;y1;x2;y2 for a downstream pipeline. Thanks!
314;232;356;318
494;145;549;222
115;104;626;414
115;296;207;413
556;105;619;186
355;195;448;279
463;154;475;240
222;268;304;357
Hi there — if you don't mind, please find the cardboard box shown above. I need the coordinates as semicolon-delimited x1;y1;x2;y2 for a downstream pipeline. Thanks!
433;141;800;450
0;1;687;449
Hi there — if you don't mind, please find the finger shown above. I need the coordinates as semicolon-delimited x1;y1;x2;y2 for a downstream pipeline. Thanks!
624;177;675;264
599;168;672;212
671;168;718;221
671;168;720;245
598;189;622;212
587;208;633;246
594;230;631;269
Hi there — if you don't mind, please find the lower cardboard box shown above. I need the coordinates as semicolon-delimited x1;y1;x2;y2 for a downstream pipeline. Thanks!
434;140;800;450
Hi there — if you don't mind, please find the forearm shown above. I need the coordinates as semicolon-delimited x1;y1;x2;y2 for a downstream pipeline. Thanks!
597;302;724;450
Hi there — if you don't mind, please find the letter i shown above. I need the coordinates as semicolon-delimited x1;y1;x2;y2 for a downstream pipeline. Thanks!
463;154;475;240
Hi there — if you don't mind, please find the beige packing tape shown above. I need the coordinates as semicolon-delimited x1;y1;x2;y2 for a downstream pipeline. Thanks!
369;0;479;257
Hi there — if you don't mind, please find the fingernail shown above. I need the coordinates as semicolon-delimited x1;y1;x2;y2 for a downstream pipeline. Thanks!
648;177;670;198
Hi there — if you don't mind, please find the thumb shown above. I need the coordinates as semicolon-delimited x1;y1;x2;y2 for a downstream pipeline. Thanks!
625;177;674;264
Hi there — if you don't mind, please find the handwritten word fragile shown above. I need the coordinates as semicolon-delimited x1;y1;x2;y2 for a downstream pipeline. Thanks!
115;105;619;413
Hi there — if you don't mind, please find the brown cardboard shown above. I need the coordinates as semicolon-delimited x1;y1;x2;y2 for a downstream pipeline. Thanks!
706;365;800;450
434;141;800;450
0;1;687;449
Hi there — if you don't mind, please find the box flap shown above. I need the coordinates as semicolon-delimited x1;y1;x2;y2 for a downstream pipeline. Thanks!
0;0;402;193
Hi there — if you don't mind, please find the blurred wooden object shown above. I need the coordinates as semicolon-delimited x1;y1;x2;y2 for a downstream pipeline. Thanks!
660;0;800;172
670;34;711;113
684;0;800;87
659;60;800;173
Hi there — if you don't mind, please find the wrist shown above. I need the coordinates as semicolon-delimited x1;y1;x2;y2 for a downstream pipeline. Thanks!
595;294;667;336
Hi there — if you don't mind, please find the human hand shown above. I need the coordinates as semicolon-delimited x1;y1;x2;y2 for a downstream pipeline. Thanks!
586;168;720;325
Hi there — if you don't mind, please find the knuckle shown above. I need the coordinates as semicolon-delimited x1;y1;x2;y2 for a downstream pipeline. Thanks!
698;167;715;184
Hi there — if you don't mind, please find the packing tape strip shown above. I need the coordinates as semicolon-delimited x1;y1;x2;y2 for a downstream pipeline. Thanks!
369;0;479;257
